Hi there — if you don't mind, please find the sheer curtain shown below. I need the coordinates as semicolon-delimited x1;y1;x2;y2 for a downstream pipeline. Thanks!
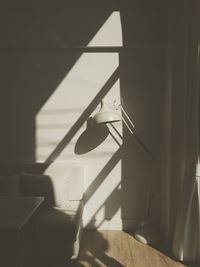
172;82;199;261
161;0;200;261
172;41;200;262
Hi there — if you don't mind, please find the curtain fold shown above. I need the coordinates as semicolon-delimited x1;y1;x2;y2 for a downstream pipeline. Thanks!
172;162;200;261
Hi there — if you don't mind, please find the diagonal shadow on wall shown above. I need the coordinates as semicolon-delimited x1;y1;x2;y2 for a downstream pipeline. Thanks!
45;67;119;163
0;8;112;163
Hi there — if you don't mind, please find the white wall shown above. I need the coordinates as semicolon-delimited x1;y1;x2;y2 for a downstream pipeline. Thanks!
0;1;167;230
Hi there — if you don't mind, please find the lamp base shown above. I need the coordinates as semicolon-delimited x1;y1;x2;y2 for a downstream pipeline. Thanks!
134;223;161;245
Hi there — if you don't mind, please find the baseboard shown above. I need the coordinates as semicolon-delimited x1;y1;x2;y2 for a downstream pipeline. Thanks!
83;218;139;231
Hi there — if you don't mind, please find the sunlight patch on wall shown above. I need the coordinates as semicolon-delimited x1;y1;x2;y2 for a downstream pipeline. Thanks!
36;11;123;229
84;162;122;229
36;53;120;161
88;11;122;46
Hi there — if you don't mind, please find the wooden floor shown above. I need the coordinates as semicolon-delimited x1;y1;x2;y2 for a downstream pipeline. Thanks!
69;230;187;267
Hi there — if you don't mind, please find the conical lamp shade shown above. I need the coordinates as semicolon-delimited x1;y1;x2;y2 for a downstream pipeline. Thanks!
75;117;109;154
94;100;121;124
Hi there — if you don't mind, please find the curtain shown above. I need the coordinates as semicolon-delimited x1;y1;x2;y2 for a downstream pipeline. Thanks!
172;39;200;261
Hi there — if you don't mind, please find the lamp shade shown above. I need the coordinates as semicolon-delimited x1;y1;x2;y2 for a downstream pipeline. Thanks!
75;117;109;154
94;100;121;124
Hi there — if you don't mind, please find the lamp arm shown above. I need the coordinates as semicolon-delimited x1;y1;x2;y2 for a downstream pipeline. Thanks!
123;124;154;158
111;122;154;158
131;131;154;158
114;101;135;132
121;116;134;134
120;105;135;130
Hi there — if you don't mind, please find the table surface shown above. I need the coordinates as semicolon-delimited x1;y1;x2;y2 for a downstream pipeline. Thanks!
0;196;44;229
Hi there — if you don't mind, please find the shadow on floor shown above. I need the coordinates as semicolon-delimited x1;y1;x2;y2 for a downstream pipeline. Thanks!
67;230;124;267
